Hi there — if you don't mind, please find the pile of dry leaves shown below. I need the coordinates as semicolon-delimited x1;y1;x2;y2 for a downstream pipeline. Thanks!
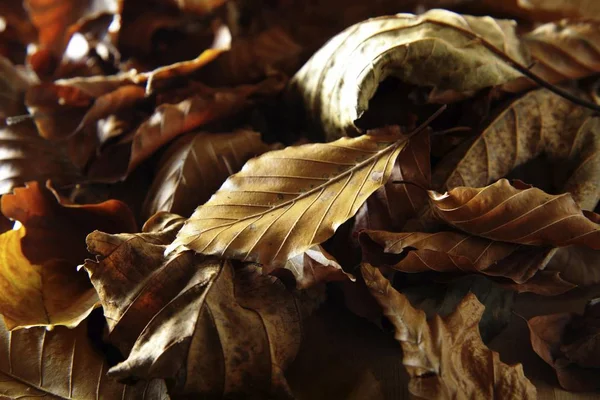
2;0;600;398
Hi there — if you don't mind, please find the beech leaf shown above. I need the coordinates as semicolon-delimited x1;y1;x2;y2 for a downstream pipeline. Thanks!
361;263;537;399
281;245;353;289
288;8;530;140
0;316;170;398
429;179;600;248
0;181;136;329
169;129;411;267
142;130;272;219
84;212;321;398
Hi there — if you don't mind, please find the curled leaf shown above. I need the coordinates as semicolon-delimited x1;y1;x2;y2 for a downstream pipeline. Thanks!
85;212;319;398
281;245;353;289
142;130;272;219
170;129;411;266
0;181;136;329
288;8;529;140
361;263;537;399
428;179;600;248
0;316;169;398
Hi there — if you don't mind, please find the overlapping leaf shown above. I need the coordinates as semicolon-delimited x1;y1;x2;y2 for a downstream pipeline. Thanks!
169;129;411;267
428;179;600;247
0;181;136;329
0;316;169;399
361;263;537;399
142;130;272;219
288;8;530;140
85;212;321;398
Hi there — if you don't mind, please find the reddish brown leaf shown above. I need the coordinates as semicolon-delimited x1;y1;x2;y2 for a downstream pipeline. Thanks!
528;299;600;391
428;179;600;248
362;263;537;399
0;181;136;329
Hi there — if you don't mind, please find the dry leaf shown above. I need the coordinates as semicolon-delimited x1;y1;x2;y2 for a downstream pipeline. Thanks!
0;316;170;398
0;181;136;329
142;130;272;219
355;128;431;232
85;212;319;398
281;245;353;289
362;263;537;399
528;299;600;391
166;0;227;15
517;0;600;21
288;8;529;140
360;230;574;295
432;88;600;211
546;246;600;286
429;179;600;248
504;20;600;92
169;129;411;267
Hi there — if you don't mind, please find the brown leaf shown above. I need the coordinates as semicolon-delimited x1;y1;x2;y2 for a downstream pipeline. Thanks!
84;212;320;398
528;299;600;391
164;0;227;15
288;9;530;140
360;230;574;295
280;245;353;289
361;263;537;399
0;181;136;329
355;128;431;232
546;246;600;287
504;20;600;92
429;179;600;248
142;130;272;219
169;129;411;267
0;316;170;398
432;89;600;211
516;0;600;21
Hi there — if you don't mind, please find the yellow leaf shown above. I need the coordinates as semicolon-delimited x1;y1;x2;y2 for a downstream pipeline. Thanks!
169;129;410;266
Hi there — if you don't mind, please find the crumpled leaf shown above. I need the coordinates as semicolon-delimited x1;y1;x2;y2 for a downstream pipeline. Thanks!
169;128;411;267
546;246;600;286
288;8;530;140
0;181;136;329
528;298;600;391
517;0;600;21
84;212;321;398
429;179;600;248
503;20;600;92
0;316;170;399
142;130;272;219
360;230;574;295
281;245;353;289
361;263;537;399
89;75;286;180
432;88;600;211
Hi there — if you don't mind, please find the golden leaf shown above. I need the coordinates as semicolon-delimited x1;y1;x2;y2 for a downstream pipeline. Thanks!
169;130;410;266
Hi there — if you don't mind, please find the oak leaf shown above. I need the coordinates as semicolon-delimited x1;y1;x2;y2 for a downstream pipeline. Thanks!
0;316;170;399
142;130;272;219
429;179;600;248
288;8;530;140
169;129;412;267
432;89;600;211
361;263;537;399
85;212;320;398
0;181;136;329
528;299;600;391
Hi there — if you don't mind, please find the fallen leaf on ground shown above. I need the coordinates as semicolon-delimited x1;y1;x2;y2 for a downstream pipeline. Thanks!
170;128;411;267
288;8;529;140
528;298;600;391
0;315;170;398
143;129;272;219
280;244;353;289
429;179;600;248
85;212;322;397
362;263;537;399
0;181;136;329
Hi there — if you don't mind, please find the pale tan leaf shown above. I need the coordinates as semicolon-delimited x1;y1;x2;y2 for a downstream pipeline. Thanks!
0;316;169;399
142;130;272;219
281;245;353;289
362;263;537;399
429;179;600;248
169;130;411;267
432;89;600;210
288;8;530;140
504;20;600;92
517;0;600;20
